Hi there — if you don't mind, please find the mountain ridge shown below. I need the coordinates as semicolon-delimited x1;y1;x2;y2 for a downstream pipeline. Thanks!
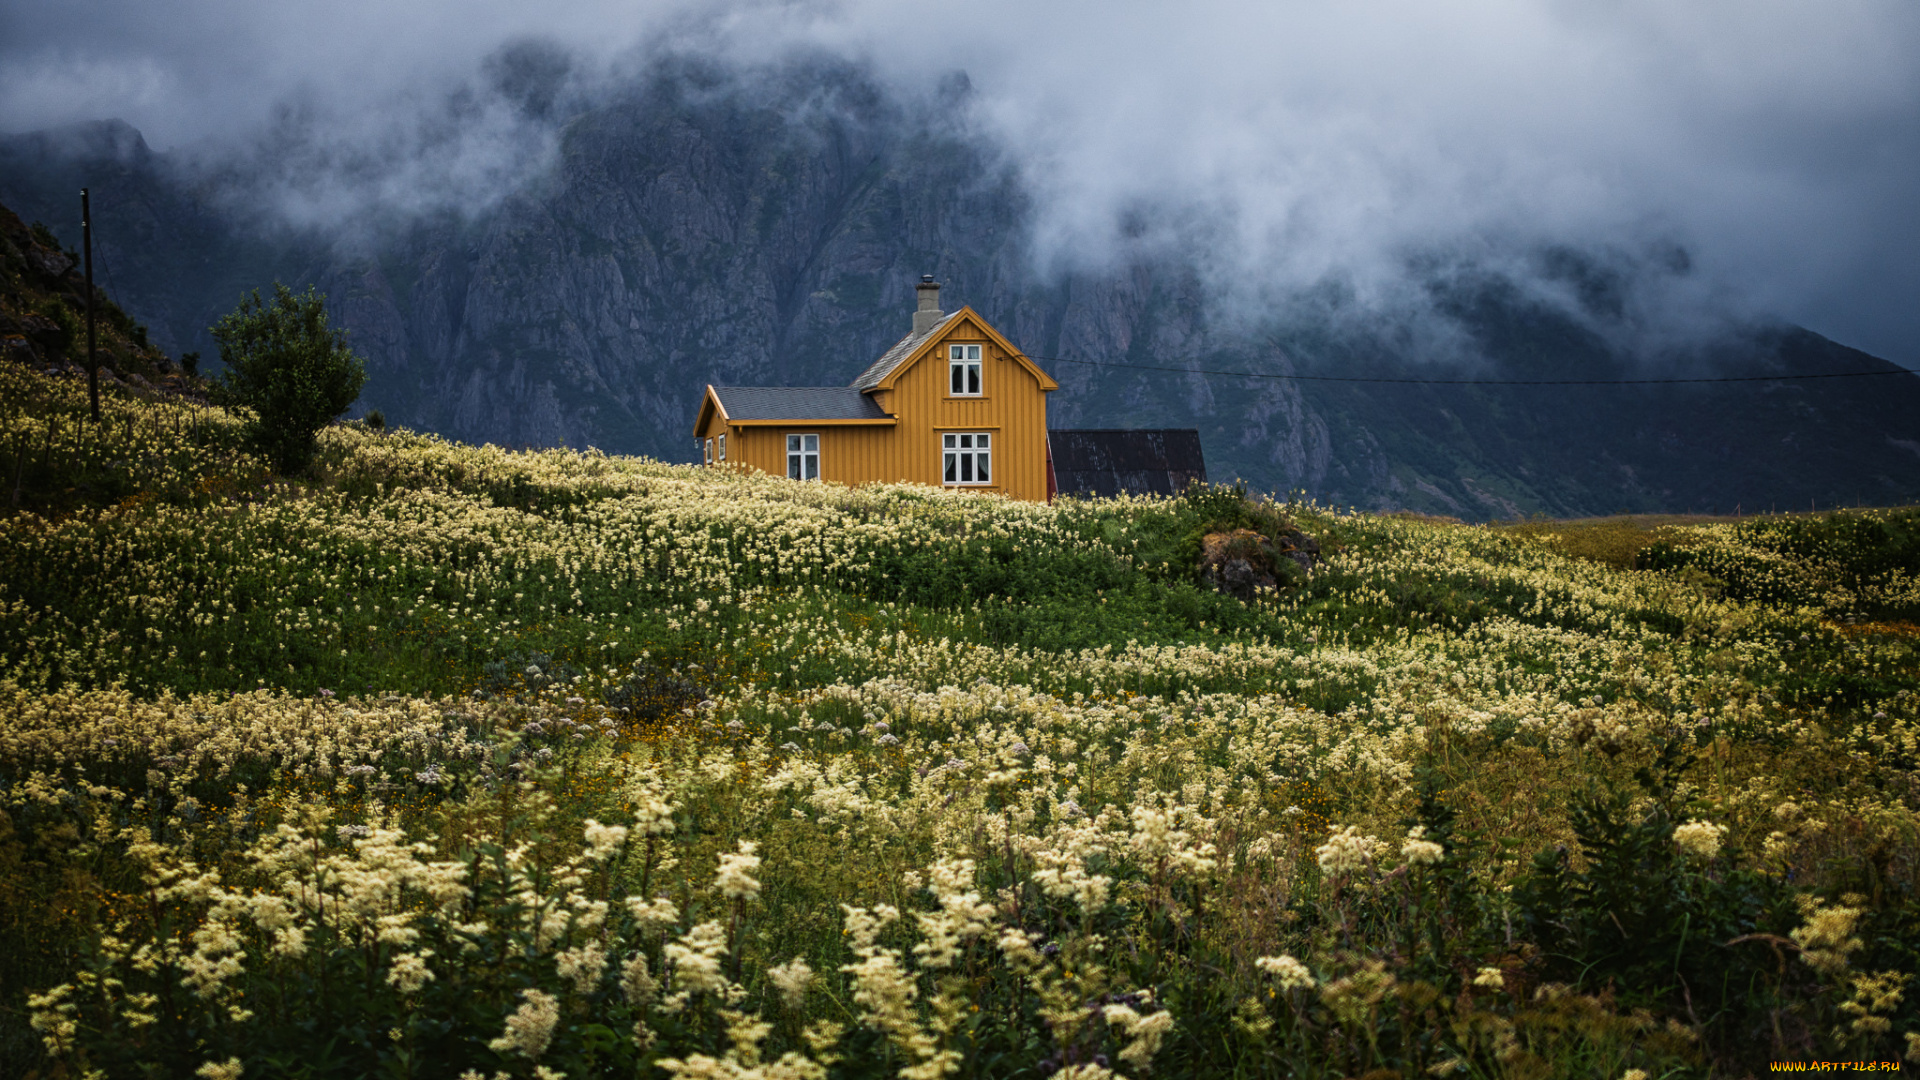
3;60;1917;518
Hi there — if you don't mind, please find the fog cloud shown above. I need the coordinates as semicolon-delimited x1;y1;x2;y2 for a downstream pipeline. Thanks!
4;0;1916;363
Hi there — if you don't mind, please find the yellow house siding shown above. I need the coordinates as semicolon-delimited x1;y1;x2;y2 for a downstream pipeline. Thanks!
883;317;1049;501
705;425;896;484
694;309;1053;501
822;426;902;486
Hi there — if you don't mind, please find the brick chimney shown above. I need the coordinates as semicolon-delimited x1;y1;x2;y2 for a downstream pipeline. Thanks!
913;274;944;335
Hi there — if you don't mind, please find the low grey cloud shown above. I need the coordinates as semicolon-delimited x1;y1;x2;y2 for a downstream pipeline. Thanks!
3;0;1915;364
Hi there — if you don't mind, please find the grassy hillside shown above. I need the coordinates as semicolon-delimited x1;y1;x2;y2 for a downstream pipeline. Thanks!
0;201;180;388
2;363;1918;1078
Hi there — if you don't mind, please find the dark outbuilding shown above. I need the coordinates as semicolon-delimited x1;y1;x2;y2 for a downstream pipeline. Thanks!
1046;429;1207;498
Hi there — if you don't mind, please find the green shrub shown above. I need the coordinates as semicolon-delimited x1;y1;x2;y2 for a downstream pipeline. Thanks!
1515;743;1805;1059
34;299;77;361
1638;509;1920;620
210;283;368;475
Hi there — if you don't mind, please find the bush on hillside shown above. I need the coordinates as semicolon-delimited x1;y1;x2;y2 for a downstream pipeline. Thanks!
1639;508;1920;620
210;283;367;475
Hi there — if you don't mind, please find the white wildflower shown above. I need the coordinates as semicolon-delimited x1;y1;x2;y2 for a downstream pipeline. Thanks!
768;957;816;1009
1255;954;1315;991
1128;803;1218;877
841;944;918;1049
913;858;994;970
1673;819;1726;862
664;920;732;996
1103;1001;1174;1071
714;840;762;902
1792;901;1865;976
631;785;679;836
625;895;681;935
1402;825;1445;867
555;942;608;995
1762;830;1795;866
27;983;79;1055
620;952;658;1006
489;988;561;1060
996;926;1044;974
387;950;435;994
1316;825;1377;878
582;819;629;862
1840;971;1907;1038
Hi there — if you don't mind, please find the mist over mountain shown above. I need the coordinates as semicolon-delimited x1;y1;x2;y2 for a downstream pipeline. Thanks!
4;52;1918;518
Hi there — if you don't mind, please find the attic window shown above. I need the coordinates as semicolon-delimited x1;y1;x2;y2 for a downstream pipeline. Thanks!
949;344;982;396
942;432;990;485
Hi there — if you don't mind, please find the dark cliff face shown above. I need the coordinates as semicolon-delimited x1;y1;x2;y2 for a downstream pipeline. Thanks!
277;61;1303;469
4;61;1918;517
311;62;1070;456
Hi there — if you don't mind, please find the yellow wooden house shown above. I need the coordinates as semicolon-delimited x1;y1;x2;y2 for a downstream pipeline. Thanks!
693;277;1060;502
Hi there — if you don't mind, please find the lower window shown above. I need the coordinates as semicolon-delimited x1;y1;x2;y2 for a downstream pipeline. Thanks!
787;433;820;481
942;432;991;485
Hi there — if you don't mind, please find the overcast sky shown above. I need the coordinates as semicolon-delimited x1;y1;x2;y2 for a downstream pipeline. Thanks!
3;0;1916;366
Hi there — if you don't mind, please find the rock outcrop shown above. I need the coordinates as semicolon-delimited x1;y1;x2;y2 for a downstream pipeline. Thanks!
4;66;1919;517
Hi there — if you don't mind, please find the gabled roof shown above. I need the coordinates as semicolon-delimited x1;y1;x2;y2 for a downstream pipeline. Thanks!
849;311;963;391
694;304;1055;436
850;307;1059;394
1049;429;1207;498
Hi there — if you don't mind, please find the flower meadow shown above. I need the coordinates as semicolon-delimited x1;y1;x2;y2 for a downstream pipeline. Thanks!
3;366;1919;1078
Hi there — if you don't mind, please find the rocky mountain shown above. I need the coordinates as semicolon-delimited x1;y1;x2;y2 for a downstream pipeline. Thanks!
0;195;176;390
4;57;1917;518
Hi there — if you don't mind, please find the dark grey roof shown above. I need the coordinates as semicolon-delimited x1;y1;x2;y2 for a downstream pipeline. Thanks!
1049;429;1207;497
849;311;963;391
711;386;892;421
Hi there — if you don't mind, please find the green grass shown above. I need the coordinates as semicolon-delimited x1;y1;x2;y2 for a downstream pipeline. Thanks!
3;365;1918;1078
1492;513;1737;569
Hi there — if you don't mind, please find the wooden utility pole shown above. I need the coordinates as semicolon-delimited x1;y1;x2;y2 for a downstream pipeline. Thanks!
82;188;99;423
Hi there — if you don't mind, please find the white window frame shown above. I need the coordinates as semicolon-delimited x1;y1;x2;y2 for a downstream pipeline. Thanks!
704;437;714;465
787;433;820;481
942;432;991;486
716;433;726;462
948;343;983;397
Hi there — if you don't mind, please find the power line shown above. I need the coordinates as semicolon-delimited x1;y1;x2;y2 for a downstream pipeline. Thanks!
1022;352;1920;386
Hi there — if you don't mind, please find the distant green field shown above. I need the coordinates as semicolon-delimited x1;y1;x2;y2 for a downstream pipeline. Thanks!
3;363;1917;1079
1492;513;1736;569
